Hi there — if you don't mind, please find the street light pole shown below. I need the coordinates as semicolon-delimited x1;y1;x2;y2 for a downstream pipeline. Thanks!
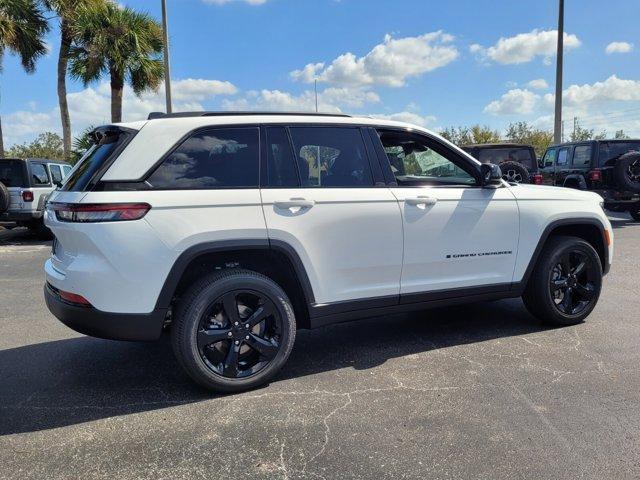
161;0;173;114
553;0;564;144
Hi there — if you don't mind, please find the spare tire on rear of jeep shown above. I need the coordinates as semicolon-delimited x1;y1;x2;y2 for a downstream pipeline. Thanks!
499;161;530;184
0;181;10;212
614;151;640;193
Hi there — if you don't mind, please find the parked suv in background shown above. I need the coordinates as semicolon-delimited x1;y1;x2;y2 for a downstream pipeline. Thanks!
44;113;613;392
462;143;542;185
0;158;71;236
540;139;640;220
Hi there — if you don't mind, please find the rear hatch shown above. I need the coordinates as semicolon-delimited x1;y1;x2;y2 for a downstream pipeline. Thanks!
0;159;28;211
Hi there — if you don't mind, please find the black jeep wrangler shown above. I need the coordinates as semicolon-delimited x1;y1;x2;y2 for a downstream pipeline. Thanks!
462;143;542;184
540;139;640;220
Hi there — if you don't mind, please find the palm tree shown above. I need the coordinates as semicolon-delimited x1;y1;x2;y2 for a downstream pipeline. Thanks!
69;2;164;123
0;0;48;157
43;0;102;160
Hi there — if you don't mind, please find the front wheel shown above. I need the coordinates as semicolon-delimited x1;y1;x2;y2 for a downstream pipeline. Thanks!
523;236;602;326
171;269;296;392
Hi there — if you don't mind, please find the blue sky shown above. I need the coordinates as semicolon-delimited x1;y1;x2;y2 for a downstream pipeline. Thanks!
2;0;640;146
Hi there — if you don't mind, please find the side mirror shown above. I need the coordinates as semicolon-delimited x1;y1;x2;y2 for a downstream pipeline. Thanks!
480;163;502;186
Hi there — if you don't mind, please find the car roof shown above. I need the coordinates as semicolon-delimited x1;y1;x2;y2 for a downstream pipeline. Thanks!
0;157;70;164
462;143;534;149
551;138;640;148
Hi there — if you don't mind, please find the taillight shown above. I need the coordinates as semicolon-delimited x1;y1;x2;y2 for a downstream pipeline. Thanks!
50;203;151;223
58;289;92;306
22;191;34;202
532;174;543;185
589;169;602;182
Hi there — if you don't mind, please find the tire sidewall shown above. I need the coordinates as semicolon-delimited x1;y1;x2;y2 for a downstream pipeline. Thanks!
0;182;9;212
175;272;296;392
614;153;640;194
539;240;603;323
500;161;531;184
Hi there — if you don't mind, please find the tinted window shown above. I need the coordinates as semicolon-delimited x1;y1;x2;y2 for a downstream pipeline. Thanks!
572;145;592;166
50;164;63;184
542;148;557;167
289;127;373;187
62;129;133;192
557;148;569;166
477;147;534;169
598;141;640;167
378;130;476;186
266;127;298;187
0;160;27;187
31;163;50;185
148;128;259;189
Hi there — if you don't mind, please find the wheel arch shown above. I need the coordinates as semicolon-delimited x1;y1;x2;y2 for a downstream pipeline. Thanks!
562;174;587;190
156;239;315;329
518;218;609;290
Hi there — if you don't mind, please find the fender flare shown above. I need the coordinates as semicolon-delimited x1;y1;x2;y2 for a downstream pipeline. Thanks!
563;174;587;190
514;217;610;293
154;239;315;310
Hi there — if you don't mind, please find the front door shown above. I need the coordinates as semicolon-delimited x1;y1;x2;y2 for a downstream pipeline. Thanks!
373;128;519;296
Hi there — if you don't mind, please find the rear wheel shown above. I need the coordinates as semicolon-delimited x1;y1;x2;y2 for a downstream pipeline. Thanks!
629;205;640;221
172;269;296;392
523;236;602;326
500;161;530;184
28;219;54;240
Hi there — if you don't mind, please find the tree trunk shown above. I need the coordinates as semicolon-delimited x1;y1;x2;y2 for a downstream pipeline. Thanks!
0;115;5;158
110;71;124;123
58;21;72;161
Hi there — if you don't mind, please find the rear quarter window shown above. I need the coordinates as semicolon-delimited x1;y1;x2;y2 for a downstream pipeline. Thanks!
0;160;27;187
30;163;50;186
147;127;260;189
598;141;640;167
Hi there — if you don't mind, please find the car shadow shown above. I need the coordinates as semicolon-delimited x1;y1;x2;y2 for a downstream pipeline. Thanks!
0;226;52;246
0;299;551;435
608;214;639;229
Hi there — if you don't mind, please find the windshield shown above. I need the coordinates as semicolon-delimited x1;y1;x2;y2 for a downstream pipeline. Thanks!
0;159;27;187
476;147;535;169
61;129;134;191
598;141;640;167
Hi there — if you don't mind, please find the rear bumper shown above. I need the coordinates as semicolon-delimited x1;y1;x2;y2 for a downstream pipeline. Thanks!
44;283;167;341
0;210;43;221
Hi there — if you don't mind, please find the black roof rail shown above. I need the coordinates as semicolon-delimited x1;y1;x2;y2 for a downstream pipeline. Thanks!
147;111;351;120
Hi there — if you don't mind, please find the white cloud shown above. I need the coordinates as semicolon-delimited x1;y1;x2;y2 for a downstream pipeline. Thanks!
222;86;380;113
2;78;238;146
202;0;267;5
290;31;458;87
551;75;640;107
527;78;549;90
473;29;581;64
605;41;633;54
484;89;539;115
368;111;437;128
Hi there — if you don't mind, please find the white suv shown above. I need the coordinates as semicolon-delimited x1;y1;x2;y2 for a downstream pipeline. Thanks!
43;113;614;392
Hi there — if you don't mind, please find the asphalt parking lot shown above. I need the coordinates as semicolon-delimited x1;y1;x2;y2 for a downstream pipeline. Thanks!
1;216;639;480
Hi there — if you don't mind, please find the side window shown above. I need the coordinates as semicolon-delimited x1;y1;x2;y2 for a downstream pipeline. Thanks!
542;148;557;167
572;145;592;167
63;165;72;177
289;127;373;187
31;163;50;185
557;148;569;166
148;127;259;189
50;164;63;185
377;130;476;186
266;127;298;187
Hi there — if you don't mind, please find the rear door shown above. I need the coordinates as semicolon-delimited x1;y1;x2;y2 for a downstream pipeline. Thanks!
540;147;557;185
555;146;573;186
260;125;403;306
372;128;519;296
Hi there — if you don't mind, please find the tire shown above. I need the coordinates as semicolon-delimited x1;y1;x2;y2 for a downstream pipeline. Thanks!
613;151;640;194
523;236;602;326
171;269;296;393
499;161;530;184
28;219;54;240
630;206;640;221
0;182;9;212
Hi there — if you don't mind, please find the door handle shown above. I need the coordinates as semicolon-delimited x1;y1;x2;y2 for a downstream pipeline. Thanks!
274;198;315;210
405;196;437;207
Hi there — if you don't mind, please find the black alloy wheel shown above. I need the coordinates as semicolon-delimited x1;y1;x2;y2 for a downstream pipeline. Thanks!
172;269;296;392
523;236;602;325
548;250;598;316
197;290;281;379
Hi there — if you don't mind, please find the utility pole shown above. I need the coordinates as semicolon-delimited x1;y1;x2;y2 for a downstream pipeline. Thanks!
161;0;173;114
561;120;565;142
553;0;564;144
